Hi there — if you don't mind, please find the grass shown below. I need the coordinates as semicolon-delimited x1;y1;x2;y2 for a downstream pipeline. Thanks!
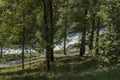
2;52;42;62
0;58;45;73
0;53;120;80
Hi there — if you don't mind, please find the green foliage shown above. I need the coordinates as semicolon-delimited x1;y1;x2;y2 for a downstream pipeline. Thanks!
0;0;120;79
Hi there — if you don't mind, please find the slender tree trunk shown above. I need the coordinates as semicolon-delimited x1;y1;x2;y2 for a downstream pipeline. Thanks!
63;28;67;55
29;45;32;69
89;18;95;53
0;46;3;58
22;27;25;70
96;17;100;55
80;27;86;56
63;0;69;55
43;0;50;70
80;9;88;56
49;0;54;62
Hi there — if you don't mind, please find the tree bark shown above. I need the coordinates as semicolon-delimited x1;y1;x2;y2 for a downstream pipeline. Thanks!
49;0;54;62
96;17;100;55
29;45;32;69
22;27;25;70
63;0;69;55
80;9;88;56
0;46;3;58
63;28;67;55
80;27;86;56
89;18;95;52
43;0;50;70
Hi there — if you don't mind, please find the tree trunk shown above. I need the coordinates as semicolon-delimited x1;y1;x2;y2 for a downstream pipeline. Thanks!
29;46;32;69
80;9;88;56
80;27;86;56
22;27;25;70
43;0;50;71
0;46;3;58
63;28;67;55
96;17;100;55
49;0;54;62
89;18;95;52
63;0;69;55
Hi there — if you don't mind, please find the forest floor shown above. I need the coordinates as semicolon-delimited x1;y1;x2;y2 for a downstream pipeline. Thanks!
0;53;120;80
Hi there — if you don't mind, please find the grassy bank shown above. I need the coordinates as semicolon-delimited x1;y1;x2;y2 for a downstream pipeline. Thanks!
0;55;120;80
2;52;41;62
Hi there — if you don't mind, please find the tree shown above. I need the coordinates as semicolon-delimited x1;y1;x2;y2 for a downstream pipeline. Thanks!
43;0;50;70
63;0;69;55
80;0;90;56
2;0;39;70
48;0;54;62
56;0;70;55
95;17;100;55
100;0;120;58
89;0;97;53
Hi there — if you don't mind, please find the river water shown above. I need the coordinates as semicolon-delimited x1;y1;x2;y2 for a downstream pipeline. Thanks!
3;28;105;54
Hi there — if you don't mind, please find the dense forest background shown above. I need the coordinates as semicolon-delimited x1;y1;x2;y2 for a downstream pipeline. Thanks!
0;0;120;80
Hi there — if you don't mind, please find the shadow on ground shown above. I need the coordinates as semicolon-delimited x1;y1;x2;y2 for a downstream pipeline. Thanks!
0;56;120;80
